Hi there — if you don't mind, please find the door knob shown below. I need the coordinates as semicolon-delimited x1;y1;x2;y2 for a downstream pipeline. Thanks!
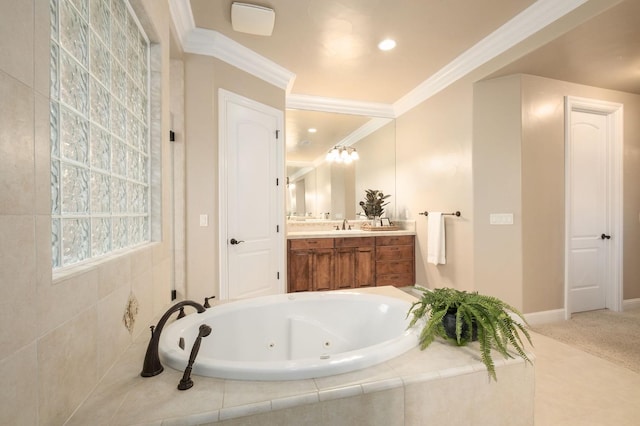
230;238;244;245
600;234;611;240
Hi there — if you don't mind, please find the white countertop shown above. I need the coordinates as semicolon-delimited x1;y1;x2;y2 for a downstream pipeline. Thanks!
287;230;415;239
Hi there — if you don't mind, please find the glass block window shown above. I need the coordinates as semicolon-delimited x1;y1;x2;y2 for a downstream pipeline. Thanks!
50;0;150;268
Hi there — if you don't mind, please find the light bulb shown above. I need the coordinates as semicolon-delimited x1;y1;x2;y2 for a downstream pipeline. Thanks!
351;149;359;160
378;38;396;51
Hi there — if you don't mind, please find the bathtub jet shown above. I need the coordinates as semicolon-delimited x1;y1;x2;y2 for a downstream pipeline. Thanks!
159;291;420;381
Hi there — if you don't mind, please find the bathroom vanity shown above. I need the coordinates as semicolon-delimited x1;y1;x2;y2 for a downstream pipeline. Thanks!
287;231;415;292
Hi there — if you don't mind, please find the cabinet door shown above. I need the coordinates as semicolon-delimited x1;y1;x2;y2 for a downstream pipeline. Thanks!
313;248;335;291
287;249;313;292
335;247;356;289
355;246;375;288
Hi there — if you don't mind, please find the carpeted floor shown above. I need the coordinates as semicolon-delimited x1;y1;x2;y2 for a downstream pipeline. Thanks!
532;307;640;373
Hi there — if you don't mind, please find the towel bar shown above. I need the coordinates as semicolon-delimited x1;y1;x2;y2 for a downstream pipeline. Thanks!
419;211;461;217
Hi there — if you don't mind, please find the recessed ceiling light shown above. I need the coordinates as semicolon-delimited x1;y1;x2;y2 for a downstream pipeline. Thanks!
378;38;396;51
308;128;317;133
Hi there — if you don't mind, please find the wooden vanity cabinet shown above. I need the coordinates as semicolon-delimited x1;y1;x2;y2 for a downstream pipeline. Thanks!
287;238;334;292
334;237;375;289
375;235;415;287
287;234;415;292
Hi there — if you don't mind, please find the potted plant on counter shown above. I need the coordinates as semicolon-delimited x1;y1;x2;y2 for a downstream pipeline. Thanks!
406;287;533;381
359;189;391;219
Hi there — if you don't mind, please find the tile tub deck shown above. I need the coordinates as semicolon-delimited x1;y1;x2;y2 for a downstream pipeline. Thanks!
66;287;534;425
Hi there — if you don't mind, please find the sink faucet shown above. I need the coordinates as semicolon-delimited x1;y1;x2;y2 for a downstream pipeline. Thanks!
342;219;350;230
140;300;206;377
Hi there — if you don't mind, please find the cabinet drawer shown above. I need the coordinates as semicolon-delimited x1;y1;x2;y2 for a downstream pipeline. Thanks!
376;245;413;260
289;238;334;250
376;260;413;275
335;237;374;248
376;273;415;287
376;235;414;246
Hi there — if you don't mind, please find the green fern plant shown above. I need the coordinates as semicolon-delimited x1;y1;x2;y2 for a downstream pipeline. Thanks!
407;287;533;381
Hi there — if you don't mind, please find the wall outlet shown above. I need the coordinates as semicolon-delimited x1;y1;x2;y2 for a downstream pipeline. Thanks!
199;214;208;227
490;213;514;225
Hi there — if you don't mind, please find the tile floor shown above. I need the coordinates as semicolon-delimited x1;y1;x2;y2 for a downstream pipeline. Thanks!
532;331;640;425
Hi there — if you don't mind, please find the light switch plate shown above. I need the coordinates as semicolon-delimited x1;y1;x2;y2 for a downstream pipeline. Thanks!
199;214;208;227
490;213;514;225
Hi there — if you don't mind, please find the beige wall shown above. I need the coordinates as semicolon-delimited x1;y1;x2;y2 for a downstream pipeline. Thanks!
183;54;285;302
473;73;640;313
472;75;524;308
395;79;475;291
0;1;176;424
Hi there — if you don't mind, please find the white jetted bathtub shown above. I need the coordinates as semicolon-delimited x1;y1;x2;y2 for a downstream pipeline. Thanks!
159;291;420;380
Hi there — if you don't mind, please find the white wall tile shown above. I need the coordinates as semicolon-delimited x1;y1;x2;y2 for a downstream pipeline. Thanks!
0;71;35;215
0;0;34;87
34;93;51;215
0;343;38;425
97;284;133;378
39;267;99;336
38;308;99;425
0;215;37;361
97;253;132;298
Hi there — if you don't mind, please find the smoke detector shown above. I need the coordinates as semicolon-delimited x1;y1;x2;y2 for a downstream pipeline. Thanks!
231;2;275;36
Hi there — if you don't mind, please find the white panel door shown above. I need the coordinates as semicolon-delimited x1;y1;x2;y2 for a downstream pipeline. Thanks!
220;90;284;300
567;110;608;313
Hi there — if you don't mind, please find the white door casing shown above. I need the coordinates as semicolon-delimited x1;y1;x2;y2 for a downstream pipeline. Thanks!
219;89;285;300
564;96;623;316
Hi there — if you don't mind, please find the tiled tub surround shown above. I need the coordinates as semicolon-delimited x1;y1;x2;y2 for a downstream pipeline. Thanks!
67;287;535;425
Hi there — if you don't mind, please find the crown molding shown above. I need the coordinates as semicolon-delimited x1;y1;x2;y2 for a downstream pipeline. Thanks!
169;0;586;117
183;28;296;91
338;117;393;147
287;94;395;118
168;0;195;47
393;0;587;116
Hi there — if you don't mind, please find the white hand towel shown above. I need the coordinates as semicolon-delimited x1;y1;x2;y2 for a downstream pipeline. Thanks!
427;212;446;265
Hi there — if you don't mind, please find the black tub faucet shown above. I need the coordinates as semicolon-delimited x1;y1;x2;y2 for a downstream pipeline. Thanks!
140;300;206;377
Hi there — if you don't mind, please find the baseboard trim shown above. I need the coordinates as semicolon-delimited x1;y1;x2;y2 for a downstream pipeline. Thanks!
623;298;640;310
524;309;566;326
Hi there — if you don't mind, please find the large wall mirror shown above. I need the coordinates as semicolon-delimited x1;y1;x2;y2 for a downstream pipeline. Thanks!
286;109;396;221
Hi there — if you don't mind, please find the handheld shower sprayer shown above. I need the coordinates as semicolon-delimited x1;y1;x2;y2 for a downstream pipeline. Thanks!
177;324;212;390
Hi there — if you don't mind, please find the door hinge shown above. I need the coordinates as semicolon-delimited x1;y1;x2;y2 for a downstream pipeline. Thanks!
277;272;280;279
276;130;280;139
169;130;175;142
277;225;280;233
276;178;279;186
171;289;177;300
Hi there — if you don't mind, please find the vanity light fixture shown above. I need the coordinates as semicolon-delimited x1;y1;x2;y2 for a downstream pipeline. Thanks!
326;146;359;164
378;38;396;51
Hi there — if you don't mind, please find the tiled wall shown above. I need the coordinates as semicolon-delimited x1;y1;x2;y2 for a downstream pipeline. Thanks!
0;1;173;424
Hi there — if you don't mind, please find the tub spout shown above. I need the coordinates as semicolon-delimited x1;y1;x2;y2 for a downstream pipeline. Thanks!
177;324;212;390
140;300;206;377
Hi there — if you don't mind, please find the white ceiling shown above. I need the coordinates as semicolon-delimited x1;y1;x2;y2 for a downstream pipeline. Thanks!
189;0;537;103
177;0;639;164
